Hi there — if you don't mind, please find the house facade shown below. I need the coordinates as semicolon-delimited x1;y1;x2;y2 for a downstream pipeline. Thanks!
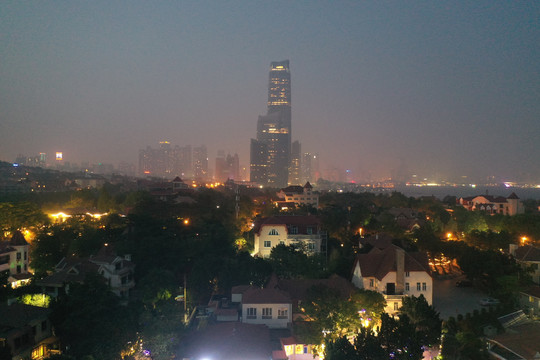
458;192;523;216
38;245;135;299
0;231;31;288
240;287;292;329
276;182;319;208
510;244;540;285
351;245;432;314
253;216;324;258
0;303;60;360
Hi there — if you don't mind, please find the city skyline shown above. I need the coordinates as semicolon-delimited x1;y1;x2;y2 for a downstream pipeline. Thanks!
1;2;539;183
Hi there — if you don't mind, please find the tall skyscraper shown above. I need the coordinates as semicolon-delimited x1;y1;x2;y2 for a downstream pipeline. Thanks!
250;60;292;187
289;140;302;185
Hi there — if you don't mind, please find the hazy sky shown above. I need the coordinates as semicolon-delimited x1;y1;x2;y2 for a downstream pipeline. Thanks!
1;1;539;182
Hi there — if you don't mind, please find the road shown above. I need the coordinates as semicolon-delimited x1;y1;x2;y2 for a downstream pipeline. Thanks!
432;275;488;320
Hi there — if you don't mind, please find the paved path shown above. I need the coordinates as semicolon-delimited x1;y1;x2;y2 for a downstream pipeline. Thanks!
432;276;487;320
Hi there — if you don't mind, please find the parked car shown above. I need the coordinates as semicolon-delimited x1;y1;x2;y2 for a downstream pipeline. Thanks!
456;280;473;287
479;297;500;306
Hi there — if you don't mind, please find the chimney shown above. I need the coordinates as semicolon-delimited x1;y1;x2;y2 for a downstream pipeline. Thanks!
395;247;405;294
509;244;518;257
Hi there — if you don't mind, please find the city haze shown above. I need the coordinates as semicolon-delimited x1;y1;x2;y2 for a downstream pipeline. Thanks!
1;1;539;182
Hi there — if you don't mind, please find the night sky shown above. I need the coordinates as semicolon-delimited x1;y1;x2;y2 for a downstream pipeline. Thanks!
1;1;539;182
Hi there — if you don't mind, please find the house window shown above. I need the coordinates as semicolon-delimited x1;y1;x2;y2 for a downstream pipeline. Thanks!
280;241;285;245
269;229;279;235
307;242;315;251
405;271;410;277
115;262;122;270
369;279;374;288
290;226;298;234
24;252;27;260
422;282;427;291
394;302;399;310
246;308;257;319
405;283;410;291
278;308;288;319
417;282;421;291
307;227;313;235
17;252;21;260
262;308;272;319
16;265;21;274
264;240;272;248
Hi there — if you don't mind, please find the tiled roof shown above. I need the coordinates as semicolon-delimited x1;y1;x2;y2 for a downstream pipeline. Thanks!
0;303;50;330
242;287;291;304
254;215;321;235
507;192;520;199
360;233;394;249
279;185;304;194
514;245;540;262
280;336;298;346
303;182;313;189
10;230;28;246
354;245;430;281
231;285;256;295
489;322;540;360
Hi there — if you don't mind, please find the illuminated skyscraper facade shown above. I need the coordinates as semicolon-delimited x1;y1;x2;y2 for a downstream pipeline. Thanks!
250;60;292;187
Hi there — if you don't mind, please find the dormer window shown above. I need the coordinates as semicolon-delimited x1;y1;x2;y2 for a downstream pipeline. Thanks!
269;229;279;236
115;262;122;270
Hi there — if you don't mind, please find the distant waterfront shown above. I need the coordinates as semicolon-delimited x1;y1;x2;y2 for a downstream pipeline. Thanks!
395;185;540;200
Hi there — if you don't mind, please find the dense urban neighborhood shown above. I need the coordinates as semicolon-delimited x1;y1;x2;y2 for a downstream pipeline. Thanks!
1;162;540;360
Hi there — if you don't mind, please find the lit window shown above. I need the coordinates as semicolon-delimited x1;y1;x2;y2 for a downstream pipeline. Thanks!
394;302;399;310
369;279;374;288
405;283;409;291
417;282;421;291
269;229;279;235
405;271;410;277
264;241;271;248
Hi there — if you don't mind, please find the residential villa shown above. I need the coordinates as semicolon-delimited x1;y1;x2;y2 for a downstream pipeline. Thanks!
0;230;31;288
253;215;325;258
351;244;432;315
510;244;540;285
275;182;319;208
0;303;60;360
37;245;135;299
458;192;524;216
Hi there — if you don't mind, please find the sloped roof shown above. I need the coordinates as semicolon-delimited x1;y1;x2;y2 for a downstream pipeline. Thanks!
514;245;540;262
231;285;256;295
0;303;50;330
354;245;430;281
360;233;394;250
10;230;28;246
242;287;291;305
507;192;520;199
279;185;303;194
303;182;313;189
39;258;100;286
254;215;321;235
489;322;540;360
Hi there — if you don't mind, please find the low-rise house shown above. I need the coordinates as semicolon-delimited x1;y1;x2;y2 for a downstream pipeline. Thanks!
486;311;540;360
278;336;320;360
458;192;524;215
510;244;540;285
253;215;325;258
37;245;135;299
0;303;60;360
276;182;319;208
519;286;540;318
0;231;31;288
240;287;292;329
351;243;432;315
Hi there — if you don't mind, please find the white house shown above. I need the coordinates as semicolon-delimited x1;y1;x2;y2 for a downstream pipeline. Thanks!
0;230;31;288
253;216;324;258
240;287;292;329
458;192;524;216
276;182;319;208
510;244;540;285
351;245;432;315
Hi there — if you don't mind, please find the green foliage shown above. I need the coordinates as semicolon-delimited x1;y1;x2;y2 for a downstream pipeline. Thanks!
350;289;386;323
0;202;48;231
50;273;138;360
20;293;51;308
268;243;325;279
138;268;178;308
399;295;442;346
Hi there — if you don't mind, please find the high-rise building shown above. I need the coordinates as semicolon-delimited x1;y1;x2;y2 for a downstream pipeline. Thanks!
192;145;208;180
289;140;302;185
250;60;292;188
